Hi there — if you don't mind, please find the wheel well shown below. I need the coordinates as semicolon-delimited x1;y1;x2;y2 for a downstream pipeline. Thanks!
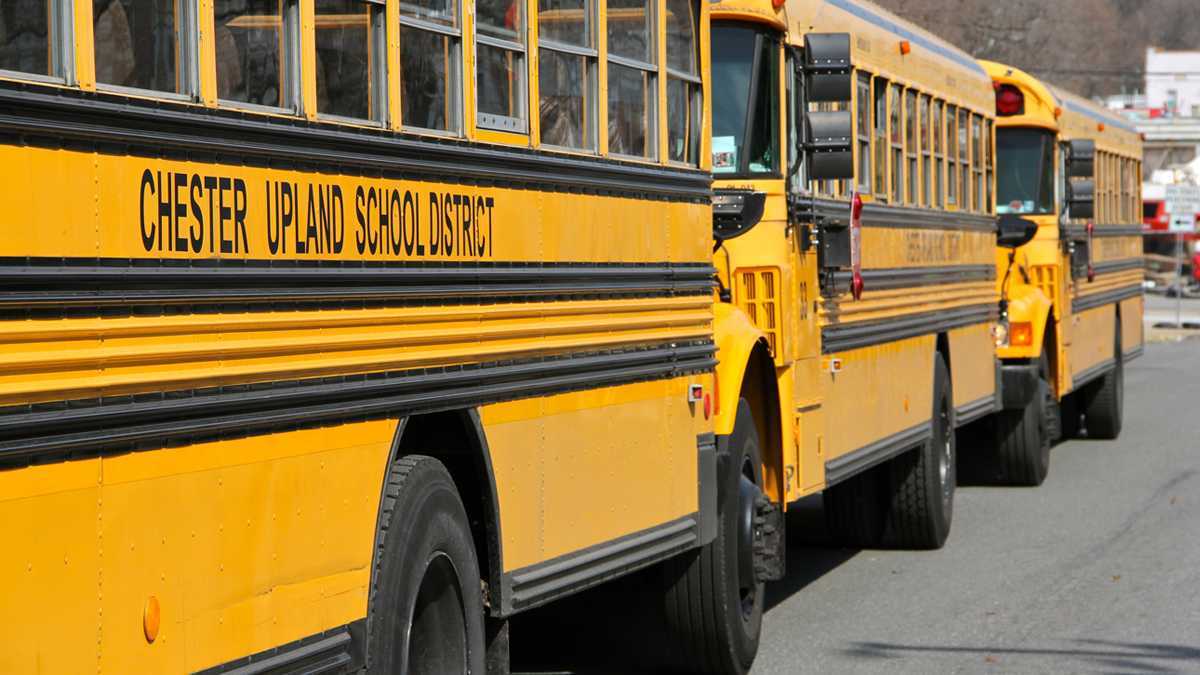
741;341;784;501
392;409;504;614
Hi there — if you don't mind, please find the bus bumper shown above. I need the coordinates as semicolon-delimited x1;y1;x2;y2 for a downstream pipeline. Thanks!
1000;362;1039;410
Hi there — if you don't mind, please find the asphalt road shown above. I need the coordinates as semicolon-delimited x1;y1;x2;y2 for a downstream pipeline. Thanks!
513;338;1200;674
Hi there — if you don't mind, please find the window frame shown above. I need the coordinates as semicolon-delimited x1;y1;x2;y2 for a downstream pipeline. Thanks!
475;0;530;133
663;0;702;166
904;87;917;205
93;0;200;101
971;113;983;213
946;104;958;207
536;0;599;153
0;0;75;84
872;76;887;200
889;82;902;203
398;0;464;135
855;71;871;194
314;0;388;126
214;0;303;115
933;99;944;208
920;93;932;207
605;0;660;161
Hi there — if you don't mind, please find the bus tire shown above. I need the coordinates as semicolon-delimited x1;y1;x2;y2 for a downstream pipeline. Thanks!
995;371;1053;487
368;455;486;675
1084;329;1124;440
661;398;763;675
881;351;955;550
824;466;885;549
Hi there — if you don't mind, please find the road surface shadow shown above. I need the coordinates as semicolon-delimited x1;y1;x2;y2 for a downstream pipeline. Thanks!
843;639;1200;673
765;494;860;612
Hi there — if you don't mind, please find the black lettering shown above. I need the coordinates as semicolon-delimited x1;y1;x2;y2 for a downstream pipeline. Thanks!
331;185;345;254
302;184;317;254
156;171;170;251
355;186;366;255
234;178;248;254
173;172;187;252
428;192;440;255
367;187;378;254
389;189;402;255
443;193;454;256
190;175;204;253
476;196;486;256
219;176;233;254
486;197;494;256
461;193;473;257
267;181;279;255
205;176;219;253
402;190;416;256
139;169;155;251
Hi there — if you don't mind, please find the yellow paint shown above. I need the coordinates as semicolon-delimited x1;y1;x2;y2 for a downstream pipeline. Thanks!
711;1;1000;508
983;60;1144;397
0;0;716;671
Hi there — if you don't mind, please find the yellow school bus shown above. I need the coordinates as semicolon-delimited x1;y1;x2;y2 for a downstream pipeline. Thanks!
706;0;1003;580
0;1;773;673
978;61;1143;485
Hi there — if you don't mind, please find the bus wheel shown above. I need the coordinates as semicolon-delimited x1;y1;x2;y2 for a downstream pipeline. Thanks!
881;351;954;549
368;455;486;675
994;359;1053;487
1084;328;1124;440
661;398;763;675
824;466;885;549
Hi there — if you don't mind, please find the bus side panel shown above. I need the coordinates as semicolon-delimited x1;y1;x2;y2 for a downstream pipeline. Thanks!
0;461;103;674
0;423;394;674
823;336;936;462
481;377;706;573
1070;304;1118;386
949;322;997;413
1120;295;1145;357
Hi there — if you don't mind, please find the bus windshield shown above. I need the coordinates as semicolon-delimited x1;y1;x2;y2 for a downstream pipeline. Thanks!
711;24;778;176
996;128;1056;215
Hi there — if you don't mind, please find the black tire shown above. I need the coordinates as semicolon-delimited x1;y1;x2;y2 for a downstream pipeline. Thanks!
660;398;764;675
368;455;486;675
824;465;885;549
880;351;955;550
994;371;1053;487
1084;328;1124;440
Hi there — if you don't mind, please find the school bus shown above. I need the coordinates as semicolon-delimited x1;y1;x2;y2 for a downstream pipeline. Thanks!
706;0;1005;595
978;61;1144;485
0;1;783;673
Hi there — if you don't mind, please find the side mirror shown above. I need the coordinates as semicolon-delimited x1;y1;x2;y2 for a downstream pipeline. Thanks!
1067;179;1095;220
1066;139;1095;179
997;213;1038;249
806;110;853;181
804;33;852;103
800;33;853;181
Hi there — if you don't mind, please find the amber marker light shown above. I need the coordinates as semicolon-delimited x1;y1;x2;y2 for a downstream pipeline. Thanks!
1010;322;1034;347
1054;106;1063;118
144;596;161;643
1098;123;1106;132
771;0;785;9
899;40;911;55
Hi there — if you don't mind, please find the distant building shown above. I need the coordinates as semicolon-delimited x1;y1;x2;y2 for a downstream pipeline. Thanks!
1145;48;1200;117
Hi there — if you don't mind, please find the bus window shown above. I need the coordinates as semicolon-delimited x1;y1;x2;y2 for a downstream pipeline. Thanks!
94;0;191;95
957;107;969;210
538;0;596;150
946;105;957;205
995;127;1055;215
665;0;701;164
710;23;775;174
971;114;983;212
315;0;385;122
215;0;298;110
477;0;528;132
933;99;943;207
890;83;902;203
905;89;917;205
607;0;657;159
856;72;871;193
985;119;994;212
0;0;61;79
399;0;461;133
873;77;886;198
